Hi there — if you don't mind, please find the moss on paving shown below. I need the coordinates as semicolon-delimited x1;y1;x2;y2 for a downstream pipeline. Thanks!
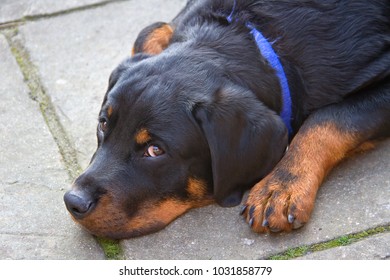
3;28;82;179
96;238;124;260
269;225;390;260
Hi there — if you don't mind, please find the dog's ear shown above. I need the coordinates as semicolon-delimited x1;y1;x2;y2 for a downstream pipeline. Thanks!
132;22;174;56
193;85;288;207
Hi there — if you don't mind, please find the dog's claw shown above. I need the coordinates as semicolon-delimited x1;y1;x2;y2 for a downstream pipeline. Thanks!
248;206;255;219
262;219;269;227
249;218;255;227
287;213;305;229
240;205;247;215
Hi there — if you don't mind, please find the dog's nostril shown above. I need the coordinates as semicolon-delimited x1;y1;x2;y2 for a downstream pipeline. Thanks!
70;203;90;214
64;191;94;219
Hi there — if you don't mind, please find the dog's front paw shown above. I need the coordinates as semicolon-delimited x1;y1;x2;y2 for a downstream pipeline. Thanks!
241;167;318;233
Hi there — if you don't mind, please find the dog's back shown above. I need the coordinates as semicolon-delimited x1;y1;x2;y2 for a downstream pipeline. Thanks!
173;0;390;113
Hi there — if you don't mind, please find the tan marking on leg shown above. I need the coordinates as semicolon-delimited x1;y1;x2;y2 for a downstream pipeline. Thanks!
244;121;362;233
347;140;376;156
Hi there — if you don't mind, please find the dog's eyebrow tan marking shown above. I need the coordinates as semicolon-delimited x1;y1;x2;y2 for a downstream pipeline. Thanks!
135;128;152;144
107;105;113;118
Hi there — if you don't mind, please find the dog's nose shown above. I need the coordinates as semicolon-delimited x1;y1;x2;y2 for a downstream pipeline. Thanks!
64;190;94;219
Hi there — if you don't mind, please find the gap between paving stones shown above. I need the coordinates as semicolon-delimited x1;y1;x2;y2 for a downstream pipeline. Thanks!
3;28;82;180
1;25;122;259
267;224;390;260
2;1;387;260
0;0;130;29
1;232;70;238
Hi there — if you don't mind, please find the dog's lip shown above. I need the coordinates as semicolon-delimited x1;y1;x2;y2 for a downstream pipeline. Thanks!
87;221;167;240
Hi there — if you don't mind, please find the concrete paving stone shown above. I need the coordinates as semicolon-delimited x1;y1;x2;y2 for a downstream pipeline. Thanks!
19;0;187;169
0;183;104;259
16;0;390;259
0;0;109;24
0;233;102;260
0;34;104;259
298;232;390;260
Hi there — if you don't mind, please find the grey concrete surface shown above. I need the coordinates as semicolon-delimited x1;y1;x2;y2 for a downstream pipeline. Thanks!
0;34;104;259
1;0;389;260
0;0;109;23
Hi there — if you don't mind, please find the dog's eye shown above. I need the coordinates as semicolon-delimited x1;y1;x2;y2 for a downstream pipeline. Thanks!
145;145;165;157
98;120;108;132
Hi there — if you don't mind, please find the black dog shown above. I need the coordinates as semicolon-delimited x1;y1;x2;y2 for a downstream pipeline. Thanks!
64;0;389;239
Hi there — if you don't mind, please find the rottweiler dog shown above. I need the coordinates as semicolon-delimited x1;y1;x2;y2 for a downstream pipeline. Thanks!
64;0;389;239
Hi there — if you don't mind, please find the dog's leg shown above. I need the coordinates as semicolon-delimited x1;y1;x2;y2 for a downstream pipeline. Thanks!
242;81;390;233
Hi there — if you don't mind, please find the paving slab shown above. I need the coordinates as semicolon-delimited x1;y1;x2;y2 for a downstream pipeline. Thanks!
15;0;390;259
0;0;111;24
298;232;390;260
0;34;104;259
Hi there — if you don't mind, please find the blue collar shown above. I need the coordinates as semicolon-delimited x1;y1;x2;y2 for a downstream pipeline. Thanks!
227;5;293;137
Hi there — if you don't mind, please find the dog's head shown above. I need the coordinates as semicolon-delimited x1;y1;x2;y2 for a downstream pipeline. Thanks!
64;22;288;239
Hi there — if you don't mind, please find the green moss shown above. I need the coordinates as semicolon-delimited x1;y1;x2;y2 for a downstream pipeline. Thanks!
96;237;123;260
311;235;350;252
270;245;309;260
267;224;390;260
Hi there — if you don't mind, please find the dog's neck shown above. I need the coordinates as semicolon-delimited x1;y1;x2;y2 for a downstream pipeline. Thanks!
227;1;301;136
172;19;306;134
227;16;293;136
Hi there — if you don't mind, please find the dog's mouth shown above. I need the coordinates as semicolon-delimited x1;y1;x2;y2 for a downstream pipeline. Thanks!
64;189;213;239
